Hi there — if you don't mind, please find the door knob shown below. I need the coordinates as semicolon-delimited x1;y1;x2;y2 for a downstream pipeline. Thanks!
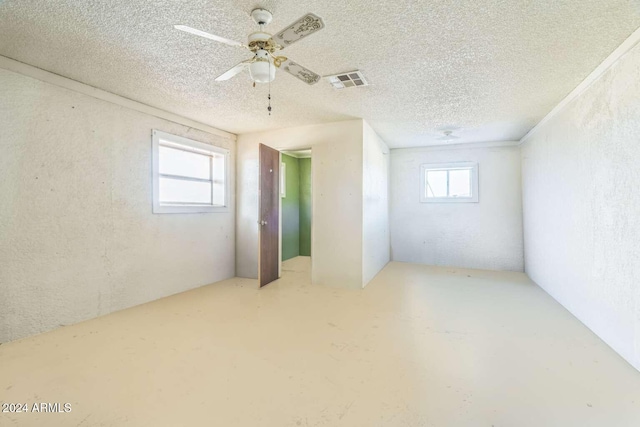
259;220;268;226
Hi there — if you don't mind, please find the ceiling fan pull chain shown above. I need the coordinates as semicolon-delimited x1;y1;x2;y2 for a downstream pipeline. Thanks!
268;60;272;115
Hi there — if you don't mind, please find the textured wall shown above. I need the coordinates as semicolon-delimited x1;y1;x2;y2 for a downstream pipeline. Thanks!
521;41;640;371
362;121;390;285
0;68;235;343
391;144;523;272
281;154;300;261
299;157;312;257
311;132;363;289
236;120;363;289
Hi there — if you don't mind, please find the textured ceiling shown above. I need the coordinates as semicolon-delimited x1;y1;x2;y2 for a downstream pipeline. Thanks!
1;0;639;148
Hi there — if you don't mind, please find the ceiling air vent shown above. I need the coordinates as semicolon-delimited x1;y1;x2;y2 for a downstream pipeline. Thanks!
326;70;368;89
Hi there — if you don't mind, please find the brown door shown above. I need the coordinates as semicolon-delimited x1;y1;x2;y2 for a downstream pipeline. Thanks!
259;143;280;287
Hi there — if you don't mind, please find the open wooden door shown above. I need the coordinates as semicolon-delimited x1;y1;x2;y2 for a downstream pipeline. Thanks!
259;144;280;287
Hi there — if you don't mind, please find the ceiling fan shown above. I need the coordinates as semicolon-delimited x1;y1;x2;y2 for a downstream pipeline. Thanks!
175;9;325;85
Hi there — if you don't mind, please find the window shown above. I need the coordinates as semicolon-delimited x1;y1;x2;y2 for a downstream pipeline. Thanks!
152;130;229;213
280;162;286;198
419;162;478;203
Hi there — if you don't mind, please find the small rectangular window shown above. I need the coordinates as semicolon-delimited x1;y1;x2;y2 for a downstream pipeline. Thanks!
152;130;229;214
420;162;478;203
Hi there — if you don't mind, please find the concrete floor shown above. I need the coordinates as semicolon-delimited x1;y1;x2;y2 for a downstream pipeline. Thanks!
1;257;639;426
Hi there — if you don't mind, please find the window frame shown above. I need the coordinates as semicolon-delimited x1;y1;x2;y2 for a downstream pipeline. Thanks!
152;129;230;214
419;162;479;203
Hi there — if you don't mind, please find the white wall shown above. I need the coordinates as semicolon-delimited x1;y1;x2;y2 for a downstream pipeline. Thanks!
391;144;523;272
0;67;236;343
521;40;640;371
236;120;365;288
311;130;364;288
362;121;390;285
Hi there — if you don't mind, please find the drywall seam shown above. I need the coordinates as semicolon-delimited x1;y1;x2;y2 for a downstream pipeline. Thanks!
519;25;640;146
0;55;236;141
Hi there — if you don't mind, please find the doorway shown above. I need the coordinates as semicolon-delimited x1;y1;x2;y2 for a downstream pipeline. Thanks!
280;149;312;274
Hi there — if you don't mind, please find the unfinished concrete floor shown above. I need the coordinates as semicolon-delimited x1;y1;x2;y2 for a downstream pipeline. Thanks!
1;257;639;426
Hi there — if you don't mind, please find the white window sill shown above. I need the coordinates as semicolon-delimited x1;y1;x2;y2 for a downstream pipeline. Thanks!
153;204;229;214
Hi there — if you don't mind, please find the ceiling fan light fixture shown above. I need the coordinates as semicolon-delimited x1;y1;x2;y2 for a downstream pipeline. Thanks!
249;59;275;83
249;50;275;83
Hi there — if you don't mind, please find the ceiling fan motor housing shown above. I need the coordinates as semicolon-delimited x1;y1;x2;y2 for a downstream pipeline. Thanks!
247;31;280;54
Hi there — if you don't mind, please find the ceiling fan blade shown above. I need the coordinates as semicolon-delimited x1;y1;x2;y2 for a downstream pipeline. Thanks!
280;59;321;85
174;25;245;48
272;13;325;49
215;59;252;81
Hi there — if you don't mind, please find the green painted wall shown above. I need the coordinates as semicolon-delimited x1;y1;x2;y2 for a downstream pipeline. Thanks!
281;154;300;261
281;154;312;261
299;157;312;256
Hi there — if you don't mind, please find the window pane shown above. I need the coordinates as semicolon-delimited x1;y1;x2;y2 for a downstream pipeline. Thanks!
159;177;212;204
426;170;447;197
211;155;226;207
449;169;471;197
159;145;210;179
